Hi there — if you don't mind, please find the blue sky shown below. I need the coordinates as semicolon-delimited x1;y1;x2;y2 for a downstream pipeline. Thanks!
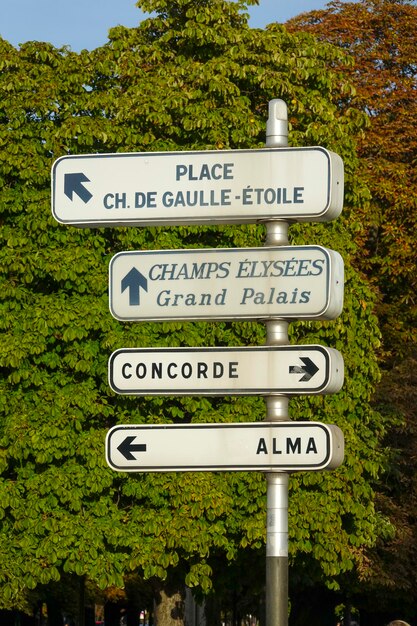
0;0;345;52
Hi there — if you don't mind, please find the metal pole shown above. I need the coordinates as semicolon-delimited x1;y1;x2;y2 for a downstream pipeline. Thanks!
264;99;290;626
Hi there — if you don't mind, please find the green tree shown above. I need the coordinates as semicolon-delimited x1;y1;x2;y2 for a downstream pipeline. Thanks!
0;1;394;623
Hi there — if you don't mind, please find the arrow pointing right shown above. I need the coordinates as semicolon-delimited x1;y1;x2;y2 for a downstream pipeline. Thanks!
289;357;320;382
117;436;147;461
64;173;93;203
121;267;148;306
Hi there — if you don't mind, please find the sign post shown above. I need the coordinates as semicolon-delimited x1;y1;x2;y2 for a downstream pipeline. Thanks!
264;99;291;626
52;98;345;626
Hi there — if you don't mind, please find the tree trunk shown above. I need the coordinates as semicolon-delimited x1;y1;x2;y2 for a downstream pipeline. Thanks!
78;576;85;626
153;580;185;626
46;598;64;626
204;594;222;626
104;603;122;626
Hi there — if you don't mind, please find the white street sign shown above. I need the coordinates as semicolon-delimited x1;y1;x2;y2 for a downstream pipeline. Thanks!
105;422;344;472
109;245;344;322
108;345;344;396
51;147;344;227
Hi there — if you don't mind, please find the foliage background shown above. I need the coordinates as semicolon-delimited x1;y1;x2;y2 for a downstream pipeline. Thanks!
0;0;406;620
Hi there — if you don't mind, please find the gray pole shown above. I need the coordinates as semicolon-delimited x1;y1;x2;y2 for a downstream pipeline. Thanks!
264;99;290;626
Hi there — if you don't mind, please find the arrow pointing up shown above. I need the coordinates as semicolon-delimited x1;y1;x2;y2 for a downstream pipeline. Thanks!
289;357;319;382
121;267;148;306
64;173;93;203
117;436;147;461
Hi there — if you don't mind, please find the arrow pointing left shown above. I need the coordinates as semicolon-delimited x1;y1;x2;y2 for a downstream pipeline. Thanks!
121;267;148;306
64;173;93;203
117;436;147;461
289;357;319;382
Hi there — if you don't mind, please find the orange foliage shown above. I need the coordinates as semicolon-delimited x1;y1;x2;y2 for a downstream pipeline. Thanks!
288;0;417;357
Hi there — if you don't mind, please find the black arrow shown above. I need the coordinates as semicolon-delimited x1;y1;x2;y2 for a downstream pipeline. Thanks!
117;436;147;461
64;173;93;203
121;267;148;306
289;357;319;382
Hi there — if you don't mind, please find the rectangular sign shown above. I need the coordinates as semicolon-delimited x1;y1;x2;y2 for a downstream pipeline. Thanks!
105;422;345;472
51;147;344;227
108;345;344;396
109;245;344;322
